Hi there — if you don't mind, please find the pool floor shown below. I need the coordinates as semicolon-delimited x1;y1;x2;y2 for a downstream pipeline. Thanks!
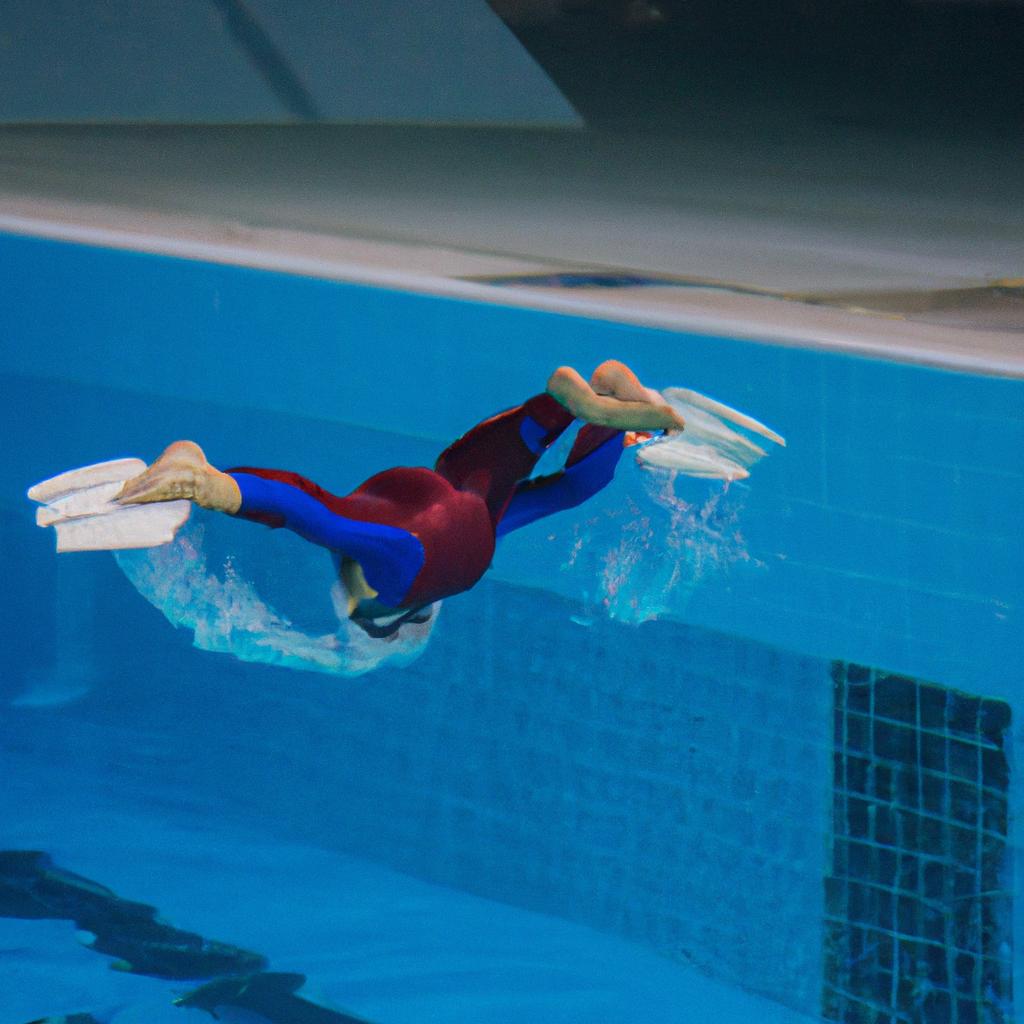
1;710;816;1024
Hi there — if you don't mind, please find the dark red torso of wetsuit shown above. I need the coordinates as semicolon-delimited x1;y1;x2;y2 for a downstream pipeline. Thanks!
335;467;495;607
304;393;573;606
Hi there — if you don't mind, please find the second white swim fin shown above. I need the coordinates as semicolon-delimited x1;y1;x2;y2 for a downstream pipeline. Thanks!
637;389;785;480
28;458;191;552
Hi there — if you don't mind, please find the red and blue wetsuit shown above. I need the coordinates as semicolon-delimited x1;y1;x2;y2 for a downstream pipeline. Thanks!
226;394;624;632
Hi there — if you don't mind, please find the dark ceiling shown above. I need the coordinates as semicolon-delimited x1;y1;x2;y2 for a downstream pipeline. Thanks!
492;0;1024;132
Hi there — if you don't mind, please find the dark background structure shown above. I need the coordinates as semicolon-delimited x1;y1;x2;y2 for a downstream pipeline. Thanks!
495;0;1024;132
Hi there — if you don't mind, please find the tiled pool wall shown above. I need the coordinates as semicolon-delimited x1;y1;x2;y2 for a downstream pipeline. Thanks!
1;231;1022;1019
827;664;1013;1024
0;556;835;1015
289;581;834;1014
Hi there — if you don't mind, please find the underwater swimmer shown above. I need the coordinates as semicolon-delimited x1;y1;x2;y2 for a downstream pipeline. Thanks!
116;361;683;638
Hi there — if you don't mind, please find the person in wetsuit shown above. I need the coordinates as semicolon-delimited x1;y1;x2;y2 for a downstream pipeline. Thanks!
117;361;684;637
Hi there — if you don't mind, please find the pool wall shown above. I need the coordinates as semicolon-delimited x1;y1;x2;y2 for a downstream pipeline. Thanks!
1;230;1021;1019
2;232;1018;698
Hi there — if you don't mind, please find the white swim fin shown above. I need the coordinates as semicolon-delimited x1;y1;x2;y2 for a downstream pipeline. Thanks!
28;458;191;552
662;388;786;447
637;389;785;480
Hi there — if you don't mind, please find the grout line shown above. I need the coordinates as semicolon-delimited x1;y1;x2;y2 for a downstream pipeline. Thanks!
823;915;1013;966
825;869;992;921
835;750;1007;803
839;708;1003;751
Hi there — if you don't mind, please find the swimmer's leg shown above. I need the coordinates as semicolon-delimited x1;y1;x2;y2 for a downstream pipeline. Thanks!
211;466;425;610
498;361;681;535
119;447;422;608
496;422;625;537
434;391;578;523
435;360;679;526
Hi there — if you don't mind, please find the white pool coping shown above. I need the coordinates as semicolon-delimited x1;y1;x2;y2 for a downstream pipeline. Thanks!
3;195;1022;380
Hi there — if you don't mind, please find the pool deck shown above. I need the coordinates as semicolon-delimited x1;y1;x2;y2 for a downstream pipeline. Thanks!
1;124;1021;376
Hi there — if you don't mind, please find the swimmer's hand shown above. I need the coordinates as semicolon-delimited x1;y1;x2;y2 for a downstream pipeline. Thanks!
117;441;242;513
547;362;685;432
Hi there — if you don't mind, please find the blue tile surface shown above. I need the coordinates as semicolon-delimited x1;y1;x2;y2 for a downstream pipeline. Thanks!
2;230;1023;1018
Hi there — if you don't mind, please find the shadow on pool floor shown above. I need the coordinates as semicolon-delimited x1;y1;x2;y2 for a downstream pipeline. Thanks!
1;850;370;1024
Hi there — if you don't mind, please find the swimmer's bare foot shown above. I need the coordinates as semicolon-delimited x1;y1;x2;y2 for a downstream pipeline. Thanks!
547;364;684;431
589;359;654;403
117;441;242;513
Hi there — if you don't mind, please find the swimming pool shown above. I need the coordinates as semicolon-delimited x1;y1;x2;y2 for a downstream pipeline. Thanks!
1;230;1020;1023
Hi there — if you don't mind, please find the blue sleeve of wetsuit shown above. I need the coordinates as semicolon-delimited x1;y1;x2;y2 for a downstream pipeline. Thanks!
229;472;425;607
495;431;625;539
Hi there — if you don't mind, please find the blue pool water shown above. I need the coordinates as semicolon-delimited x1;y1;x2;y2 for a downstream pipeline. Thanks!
1;231;1021;1023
